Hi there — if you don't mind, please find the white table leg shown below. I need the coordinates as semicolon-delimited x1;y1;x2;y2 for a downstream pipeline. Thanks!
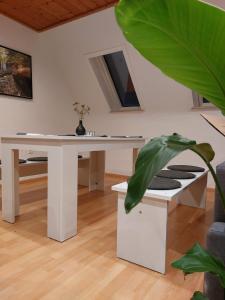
47;146;78;242
117;194;168;274
14;150;20;217
178;173;208;208
2;145;19;223
89;151;105;191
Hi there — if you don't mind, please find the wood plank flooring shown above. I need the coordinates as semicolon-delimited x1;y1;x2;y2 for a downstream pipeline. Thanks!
0;175;214;300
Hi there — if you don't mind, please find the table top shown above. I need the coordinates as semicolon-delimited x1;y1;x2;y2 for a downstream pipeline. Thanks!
112;170;208;201
1;134;145;142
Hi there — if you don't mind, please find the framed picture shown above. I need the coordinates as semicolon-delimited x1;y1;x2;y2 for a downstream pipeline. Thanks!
0;45;32;99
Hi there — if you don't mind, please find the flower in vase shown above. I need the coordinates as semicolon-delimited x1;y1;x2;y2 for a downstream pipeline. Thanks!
73;102;90;120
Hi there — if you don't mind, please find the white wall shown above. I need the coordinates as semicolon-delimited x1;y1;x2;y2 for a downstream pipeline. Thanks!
39;6;225;187
0;15;75;156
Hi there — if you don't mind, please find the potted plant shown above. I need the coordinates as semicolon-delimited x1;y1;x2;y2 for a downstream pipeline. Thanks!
115;0;225;299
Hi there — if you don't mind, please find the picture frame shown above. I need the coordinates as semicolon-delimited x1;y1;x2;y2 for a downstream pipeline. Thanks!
0;45;33;99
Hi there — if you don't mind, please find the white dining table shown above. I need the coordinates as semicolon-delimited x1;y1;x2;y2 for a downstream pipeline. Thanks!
1;134;145;242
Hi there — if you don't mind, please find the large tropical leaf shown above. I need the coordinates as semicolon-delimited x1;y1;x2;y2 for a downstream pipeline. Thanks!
115;0;225;114
125;133;195;212
125;133;225;213
172;243;225;288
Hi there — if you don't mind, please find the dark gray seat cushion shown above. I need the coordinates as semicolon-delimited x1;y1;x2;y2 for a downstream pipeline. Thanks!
19;159;26;164
27;155;83;162
157;170;195;179
148;177;181;190
27;157;48;162
0;159;26;164
167;164;205;172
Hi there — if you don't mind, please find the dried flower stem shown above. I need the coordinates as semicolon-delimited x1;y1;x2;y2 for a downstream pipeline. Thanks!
73;102;90;120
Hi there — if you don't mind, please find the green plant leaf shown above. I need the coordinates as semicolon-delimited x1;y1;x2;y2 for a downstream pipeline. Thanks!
172;243;225;288
125;133;196;212
191;291;208;300
115;0;225;114
191;143;215;162
191;143;225;209
125;133;217;213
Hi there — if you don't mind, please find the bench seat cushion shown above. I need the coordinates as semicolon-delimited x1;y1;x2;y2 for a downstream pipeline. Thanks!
27;155;83;162
157;170;195;179
167;165;205;172
148;177;181;190
27;157;48;162
0;159;26;164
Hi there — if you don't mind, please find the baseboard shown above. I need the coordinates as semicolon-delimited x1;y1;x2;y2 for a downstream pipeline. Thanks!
105;173;128;180
19;174;48;182
0;173;48;185
106;168;132;177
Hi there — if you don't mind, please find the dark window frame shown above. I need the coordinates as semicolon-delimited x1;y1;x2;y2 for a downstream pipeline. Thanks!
192;91;215;108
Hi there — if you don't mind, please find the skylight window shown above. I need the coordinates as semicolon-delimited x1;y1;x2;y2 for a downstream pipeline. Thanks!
192;91;215;108
89;50;141;112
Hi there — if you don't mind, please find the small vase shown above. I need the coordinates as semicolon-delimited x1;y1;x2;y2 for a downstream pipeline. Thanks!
76;119;86;135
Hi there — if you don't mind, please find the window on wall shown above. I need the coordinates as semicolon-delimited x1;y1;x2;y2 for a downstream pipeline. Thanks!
89;50;141;112
192;91;214;108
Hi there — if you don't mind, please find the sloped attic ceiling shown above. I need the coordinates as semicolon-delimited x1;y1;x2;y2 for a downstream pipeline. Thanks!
0;0;118;31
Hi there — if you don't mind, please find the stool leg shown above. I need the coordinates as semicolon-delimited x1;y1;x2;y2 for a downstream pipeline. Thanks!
178;173;207;208
89;151;105;191
117;194;168;274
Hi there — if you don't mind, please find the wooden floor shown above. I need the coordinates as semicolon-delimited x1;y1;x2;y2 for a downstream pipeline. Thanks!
0;175;214;300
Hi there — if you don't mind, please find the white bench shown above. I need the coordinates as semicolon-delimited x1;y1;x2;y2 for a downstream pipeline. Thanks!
112;170;208;274
0;157;91;188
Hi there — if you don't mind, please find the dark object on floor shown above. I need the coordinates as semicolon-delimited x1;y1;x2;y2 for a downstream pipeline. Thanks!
157;170;196;179
0;159;26;164
148;177;181;190
204;161;225;300
167;164;205;172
